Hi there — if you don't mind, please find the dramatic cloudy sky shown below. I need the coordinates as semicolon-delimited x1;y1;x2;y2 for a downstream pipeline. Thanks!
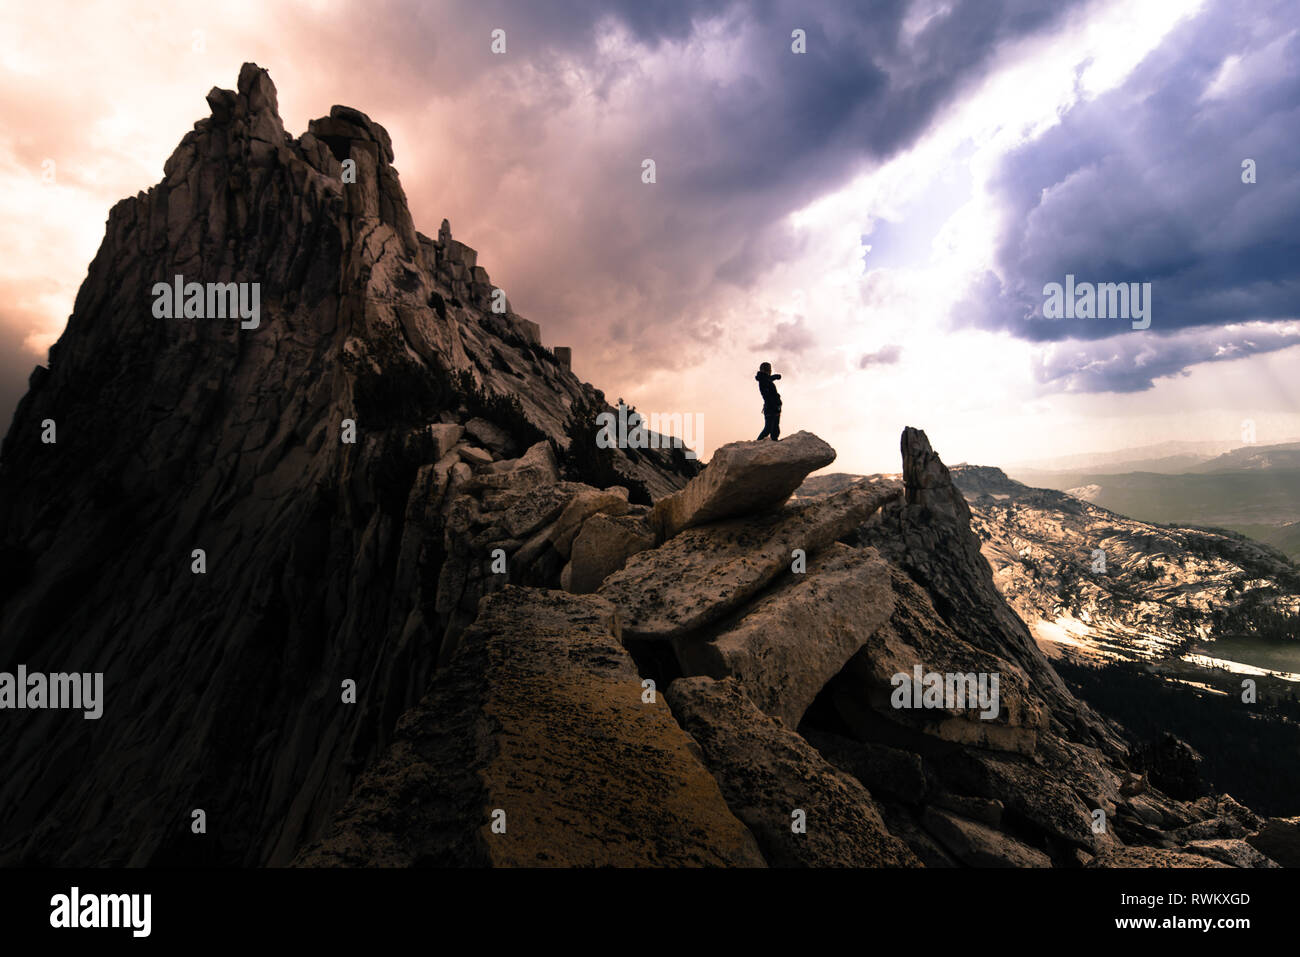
2;0;1297;472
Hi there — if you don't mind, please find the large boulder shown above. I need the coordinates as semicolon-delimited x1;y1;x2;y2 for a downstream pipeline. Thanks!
496;481;588;539
549;486;630;558
464;417;514;456
815;567;1049;757
667;676;920;867
467;441;559;491
294;589;766;867
561;513;655;594
600;480;902;643
427;423;465;461
673;544;895;729
650;431;836;540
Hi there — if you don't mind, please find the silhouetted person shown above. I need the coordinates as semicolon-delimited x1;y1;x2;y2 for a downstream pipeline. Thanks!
755;362;782;440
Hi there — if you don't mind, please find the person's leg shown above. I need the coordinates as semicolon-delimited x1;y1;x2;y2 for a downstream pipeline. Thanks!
770;413;781;441
757;419;772;440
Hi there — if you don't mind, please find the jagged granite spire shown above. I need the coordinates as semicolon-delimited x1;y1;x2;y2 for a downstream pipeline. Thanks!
0;64;694;866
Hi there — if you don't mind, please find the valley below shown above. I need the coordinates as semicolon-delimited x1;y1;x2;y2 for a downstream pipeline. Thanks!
798;464;1300;816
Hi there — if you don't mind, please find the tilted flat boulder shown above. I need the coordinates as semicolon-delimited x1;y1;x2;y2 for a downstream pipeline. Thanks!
293;588;765;867
666;676;920;867
650;431;836;540
600;479;902;642
456;443;494;469
673;544;895;729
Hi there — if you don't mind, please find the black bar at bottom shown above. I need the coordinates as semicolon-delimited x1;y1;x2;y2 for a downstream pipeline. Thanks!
0;866;1285;944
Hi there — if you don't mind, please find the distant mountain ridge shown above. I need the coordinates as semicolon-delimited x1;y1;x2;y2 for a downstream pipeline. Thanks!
1007;439;1245;474
1003;441;1300;555
796;463;1300;664
1190;442;1300;473
1010;439;1300;483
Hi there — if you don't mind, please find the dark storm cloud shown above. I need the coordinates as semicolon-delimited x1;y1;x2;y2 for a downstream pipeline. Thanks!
1034;323;1300;394
353;0;1097;364
0;0;1097;429
957;0;1300;392
368;0;1091;179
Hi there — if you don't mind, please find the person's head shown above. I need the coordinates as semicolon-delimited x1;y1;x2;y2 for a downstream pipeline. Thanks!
759;362;772;374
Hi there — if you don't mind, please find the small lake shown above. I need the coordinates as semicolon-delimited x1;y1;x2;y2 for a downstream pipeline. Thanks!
1185;638;1300;683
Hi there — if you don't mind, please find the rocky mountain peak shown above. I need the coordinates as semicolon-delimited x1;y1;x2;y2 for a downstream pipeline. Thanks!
1;65;1291;871
0;63;695;866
